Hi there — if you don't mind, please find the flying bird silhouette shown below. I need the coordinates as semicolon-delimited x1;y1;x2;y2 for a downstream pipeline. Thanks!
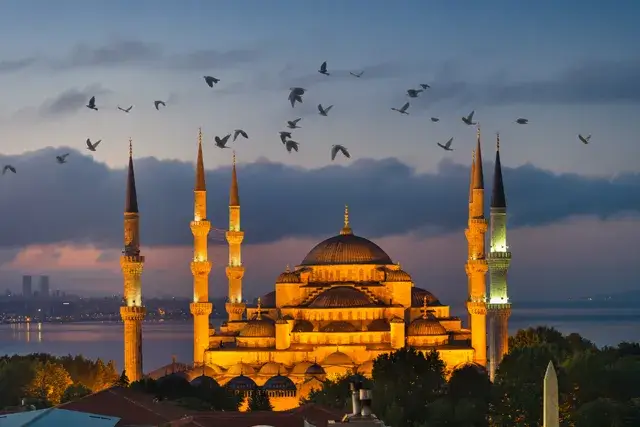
318;61;329;76
318;104;333;116
578;134;591;144
279;131;292;144
285;140;300;153
204;76;220;87
154;100;166;110
288;87;305;107
515;118;528;124
331;144;350;160
437;138;454;151
407;89;423;98
56;153;70;164
86;96;98;111
86;138;102;152
2;165;16;175
287;118;302;129
391;102;410;115
118;105;133;113
350;71;364;78
462;110;476;125
431;117;440;122
233;129;248;141
420;84;431;90
214;134;232;149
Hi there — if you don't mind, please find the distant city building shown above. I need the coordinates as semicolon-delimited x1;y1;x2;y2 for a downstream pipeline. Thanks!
39;275;50;298
22;275;32;298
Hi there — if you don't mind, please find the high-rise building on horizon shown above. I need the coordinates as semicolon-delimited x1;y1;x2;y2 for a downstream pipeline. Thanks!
39;275;50;298
22;275;32;298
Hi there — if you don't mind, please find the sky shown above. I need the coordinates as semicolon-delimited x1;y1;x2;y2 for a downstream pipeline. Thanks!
0;0;638;303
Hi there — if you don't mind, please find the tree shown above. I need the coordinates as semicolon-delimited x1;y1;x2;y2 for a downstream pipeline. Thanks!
248;387;273;411
302;373;371;411
62;384;91;403
574;398;626;427
0;358;37;407
115;370;130;387
26;360;73;405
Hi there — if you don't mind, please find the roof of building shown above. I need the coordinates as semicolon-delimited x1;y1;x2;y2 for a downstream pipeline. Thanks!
411;287;441;307
0;408;120;427
408;317;448;336
309;286;376;308
238;317;276;337
300;233;393;266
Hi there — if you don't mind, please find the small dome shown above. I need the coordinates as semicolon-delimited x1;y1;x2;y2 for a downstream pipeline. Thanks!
190;375;219;388
225;375;257;392
300;233;393;266
239;318;276;337
260;291;276;307
259;362;288;376
305;363;326;377
386;269;412;282
226;362;256;376
263;375;297;392
291;361;314;376
411;287;441;307
184;364;225;380
408;317;447;336
367;318;390;332
276;270;300;284
157;372;189;384
292;319;314;332
309;287;375;308
323;351;353;366
321;321;358;333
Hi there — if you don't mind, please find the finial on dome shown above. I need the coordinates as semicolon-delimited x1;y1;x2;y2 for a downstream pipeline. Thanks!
129;138;133;158
198;127;203;146
496;132;500;151
340;204;353;235
233;150;236;166
285;264;290;272
421;296;428;319
472;149;476;162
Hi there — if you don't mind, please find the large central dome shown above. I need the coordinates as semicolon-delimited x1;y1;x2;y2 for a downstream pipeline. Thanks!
300;233;393;266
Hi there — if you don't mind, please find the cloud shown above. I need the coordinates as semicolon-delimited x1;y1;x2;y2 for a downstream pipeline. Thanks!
0;57;39;73
408;58;640;109
37;84;111;117
0;147;638;250
56;40;164;68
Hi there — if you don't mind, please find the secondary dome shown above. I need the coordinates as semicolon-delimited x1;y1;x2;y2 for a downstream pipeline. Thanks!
263;374;297;392
408;317;447;336
225;375;256;392
309;286;374;308
411;287;441;307
300;233;393;266
239;317;275;337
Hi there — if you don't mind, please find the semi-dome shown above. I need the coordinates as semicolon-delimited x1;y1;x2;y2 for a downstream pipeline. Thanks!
225;375;257;392
411;287;442;307
263;374;297;392
367;318;390;332
300;233;393;266
321;321;359;333
239;317;275;337
323;351;353;366
309;286;375;308
386;269;412;282
276;268;300;284
408;317;447;336
292;319;314;332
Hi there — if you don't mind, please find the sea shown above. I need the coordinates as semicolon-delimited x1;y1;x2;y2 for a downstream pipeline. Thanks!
1;301;639;372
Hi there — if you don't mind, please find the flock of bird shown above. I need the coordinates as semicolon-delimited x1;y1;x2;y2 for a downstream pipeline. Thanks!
1;60;594;175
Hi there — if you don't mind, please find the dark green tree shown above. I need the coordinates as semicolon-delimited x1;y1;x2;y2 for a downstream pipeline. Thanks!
574;398;626;427
301;373;371;411
62;384;92;403
247;387;273;411
115;370;130;387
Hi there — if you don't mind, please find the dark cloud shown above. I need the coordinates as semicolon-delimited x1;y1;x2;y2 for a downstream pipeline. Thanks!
37;84;111;117
168;48;263;70
56;40;164;68
0;147;638;249
0;57;39;73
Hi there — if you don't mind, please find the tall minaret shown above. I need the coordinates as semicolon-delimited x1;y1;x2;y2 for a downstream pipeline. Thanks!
543;361;560;427
488;133;512;381
465;125;488;367
225;151;246;322
120;140;145;382
190;128;213;365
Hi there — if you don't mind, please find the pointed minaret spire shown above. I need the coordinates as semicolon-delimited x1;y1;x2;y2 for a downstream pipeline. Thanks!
125;139;139;213
491;133;506;208
340;204;353;235
469;150;476;203
195;128;206;191
229;151;240;206
473;125;484;189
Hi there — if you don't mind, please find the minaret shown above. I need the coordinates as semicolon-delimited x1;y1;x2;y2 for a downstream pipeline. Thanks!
225;151;246;322
465;125;488;367
488;133;512;381
120;140;146;382
190;128;213;365
543;361;559;427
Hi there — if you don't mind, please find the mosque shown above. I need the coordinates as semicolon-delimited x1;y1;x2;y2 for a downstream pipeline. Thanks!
118;127;512;410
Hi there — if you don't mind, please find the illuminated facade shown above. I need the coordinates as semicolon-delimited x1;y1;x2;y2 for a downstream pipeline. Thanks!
487;133;512;381
120;140;145;382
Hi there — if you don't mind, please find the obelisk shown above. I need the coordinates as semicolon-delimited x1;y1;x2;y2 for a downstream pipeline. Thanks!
543;361;559;427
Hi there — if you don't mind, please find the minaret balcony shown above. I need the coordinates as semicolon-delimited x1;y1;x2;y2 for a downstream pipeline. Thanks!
190;220;211;236
120;305;146;321
191;260;212;276
467;218;488;231
487;251;511;259
225;231;244;244
465;259;488;275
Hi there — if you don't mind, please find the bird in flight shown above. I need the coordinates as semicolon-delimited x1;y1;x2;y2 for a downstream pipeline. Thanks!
204;76;220;87
437;138;454;151
578;134;591;144
318;104;333;116
431;117;440;122
331;144;350;161
391;102;410;115
285;140;300;153
118;105;133;113
350;71;364;78
287;118;302;129
154;100;166;110
318;61;330;76
407;89;423;98
86;138;101;152
462;110;476;125
2;165;16;175
233;129;248;141
279;131;292;144
420;84;431;90
56;153;70;164
214;134;232;149
515;118;528;124
86;96;98;111
288;87;305;108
